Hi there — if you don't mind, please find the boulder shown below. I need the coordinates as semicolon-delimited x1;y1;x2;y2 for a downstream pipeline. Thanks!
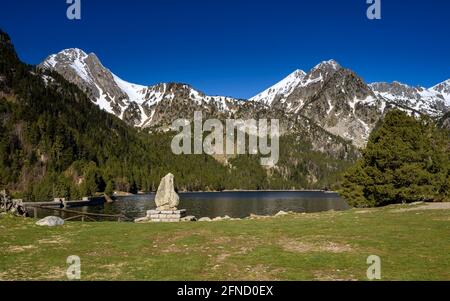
198;217;212;222
275;210;289;217
154;173;180;211
249;214;270;220
181;216;197;222
36;216;64;227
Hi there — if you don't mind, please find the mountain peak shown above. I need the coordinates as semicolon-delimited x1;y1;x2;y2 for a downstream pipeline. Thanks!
250;69;306;104
431;79;450;106
431;78;450;89
60;47;88;56
291;69;307;77
392;80;408;86
0;29;20;69
41;48;90;69
56;48;91;62
369;80;450;115
0;29;11;44
313;59;341;71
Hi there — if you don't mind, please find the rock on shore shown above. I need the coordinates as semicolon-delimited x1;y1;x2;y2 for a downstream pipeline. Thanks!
36;216;65;227
154;173;180;211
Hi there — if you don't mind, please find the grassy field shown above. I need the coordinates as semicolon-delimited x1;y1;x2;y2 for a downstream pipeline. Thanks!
1;203;450;281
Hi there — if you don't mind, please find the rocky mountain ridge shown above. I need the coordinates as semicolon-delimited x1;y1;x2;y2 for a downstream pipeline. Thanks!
40;49;449;149
40;49;246;128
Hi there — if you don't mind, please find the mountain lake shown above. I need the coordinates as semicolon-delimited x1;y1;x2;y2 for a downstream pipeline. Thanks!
33;191;350;221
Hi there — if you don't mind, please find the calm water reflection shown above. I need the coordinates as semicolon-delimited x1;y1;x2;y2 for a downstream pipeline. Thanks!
42;191;350;220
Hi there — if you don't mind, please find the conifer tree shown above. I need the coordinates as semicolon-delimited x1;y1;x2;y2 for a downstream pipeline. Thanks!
340;110;450;207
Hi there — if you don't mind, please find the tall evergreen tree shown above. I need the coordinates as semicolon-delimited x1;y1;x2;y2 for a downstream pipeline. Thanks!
340;110;450;207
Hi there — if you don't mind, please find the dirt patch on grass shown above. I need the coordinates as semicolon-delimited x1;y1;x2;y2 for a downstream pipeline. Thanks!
156;231;258;255
279;238;353;254
6;245;37;253
211;262;283;281
38;236;71;245
153;230;208;244
241;264;284;281
160;243;187;253
100;263;126;278
39;267;66;280
392;202;450;213
0;272;9;280
0;266;66;280
216;253;231;263
84;263;127;280
313;270;357;281
84;244;118;257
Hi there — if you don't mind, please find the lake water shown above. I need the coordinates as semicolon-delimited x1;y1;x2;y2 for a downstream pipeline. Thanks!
37;191;350;220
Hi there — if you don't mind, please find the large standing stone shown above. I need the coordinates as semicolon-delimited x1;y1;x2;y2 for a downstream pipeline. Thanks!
154;173;180;211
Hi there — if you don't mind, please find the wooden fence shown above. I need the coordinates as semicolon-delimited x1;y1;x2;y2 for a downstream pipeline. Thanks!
27;205;131;222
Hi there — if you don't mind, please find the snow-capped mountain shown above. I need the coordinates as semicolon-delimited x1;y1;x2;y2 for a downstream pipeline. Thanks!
252;60;341;110
249;60;449;147
369;81;449;116
296;61;383;147
39;48;243;127
38;50;356;158
252;60;449;117
250;60;383;147
40;48;146;125
250;69;306;105
430;79;450;106
40;50;449;149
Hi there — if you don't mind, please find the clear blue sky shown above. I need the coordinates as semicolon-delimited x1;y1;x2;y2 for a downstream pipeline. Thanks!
1;0;449;99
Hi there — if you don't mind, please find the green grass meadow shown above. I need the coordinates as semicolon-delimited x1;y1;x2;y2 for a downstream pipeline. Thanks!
1;204;449;280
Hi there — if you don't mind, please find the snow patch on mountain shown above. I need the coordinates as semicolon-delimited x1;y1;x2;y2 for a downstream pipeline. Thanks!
300;60;341;86
43;49;92;82
430;79;450;106
112;74;147;104
94;84;115;115
369;81;449;116
250;69;306;105
251;60;342;106
311;59;340;72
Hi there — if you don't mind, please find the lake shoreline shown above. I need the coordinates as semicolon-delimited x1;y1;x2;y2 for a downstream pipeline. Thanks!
28;191;347;221
118;189;338;196
106;191;349;220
